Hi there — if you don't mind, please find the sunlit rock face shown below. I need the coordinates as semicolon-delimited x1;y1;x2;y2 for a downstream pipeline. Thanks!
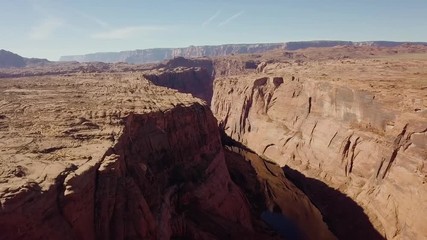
212;60;427;239
0;73;259;239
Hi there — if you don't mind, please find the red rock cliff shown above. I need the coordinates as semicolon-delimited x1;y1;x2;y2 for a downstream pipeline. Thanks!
212;71;427;239
0;74;263;240
144;67;213;105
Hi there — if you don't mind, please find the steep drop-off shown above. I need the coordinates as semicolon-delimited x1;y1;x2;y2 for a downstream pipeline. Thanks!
143;67;213;104
224;145;335;240
0;73;256;239
0;72;337;239
212;67;427;239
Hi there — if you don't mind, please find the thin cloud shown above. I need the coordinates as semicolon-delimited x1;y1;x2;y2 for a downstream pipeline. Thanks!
29;18;63;40
76;10;109;28
219;11;244;26
91;26;164;39
202;10;221;27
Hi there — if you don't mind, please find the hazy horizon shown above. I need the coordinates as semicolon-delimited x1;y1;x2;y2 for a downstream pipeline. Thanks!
2;0;427;60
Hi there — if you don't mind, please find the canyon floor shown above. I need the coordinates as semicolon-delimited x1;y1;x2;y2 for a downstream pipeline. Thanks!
0;45;426;240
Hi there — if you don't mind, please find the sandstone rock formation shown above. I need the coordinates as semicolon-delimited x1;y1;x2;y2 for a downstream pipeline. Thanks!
0;70;335;239
3;43;426;240
0;73;252;239
143;67;213;104
0;49;50;68
211;50;427;239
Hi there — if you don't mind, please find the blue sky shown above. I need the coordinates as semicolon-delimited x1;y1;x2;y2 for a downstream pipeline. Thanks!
1;0;427;60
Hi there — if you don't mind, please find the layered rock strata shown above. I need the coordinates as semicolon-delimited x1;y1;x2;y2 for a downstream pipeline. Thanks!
0;72;335;239
59;43;284;63
143;67;213;104
0;73;253;239
212;56;427;240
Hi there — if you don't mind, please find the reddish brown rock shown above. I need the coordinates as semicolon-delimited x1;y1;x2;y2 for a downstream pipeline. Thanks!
225;146;336;240
0;73;257;239
211;51;427;240
144;67;213;104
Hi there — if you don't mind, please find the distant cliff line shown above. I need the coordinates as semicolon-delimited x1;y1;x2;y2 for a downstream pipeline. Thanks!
59;41;427;64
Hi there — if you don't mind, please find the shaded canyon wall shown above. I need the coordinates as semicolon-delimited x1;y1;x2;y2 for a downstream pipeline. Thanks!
0;103;258;239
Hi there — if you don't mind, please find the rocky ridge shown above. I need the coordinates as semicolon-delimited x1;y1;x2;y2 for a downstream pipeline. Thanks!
59;41;427;64
59;43;285;64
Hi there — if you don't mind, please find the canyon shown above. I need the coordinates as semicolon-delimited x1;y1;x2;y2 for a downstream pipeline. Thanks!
0;70;334;239
0;44;426;240
210;46;427;239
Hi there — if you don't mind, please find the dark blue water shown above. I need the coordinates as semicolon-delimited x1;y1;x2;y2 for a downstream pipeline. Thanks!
261;211;302;240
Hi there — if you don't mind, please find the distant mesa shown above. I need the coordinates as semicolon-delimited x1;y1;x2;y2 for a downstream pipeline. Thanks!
59;41;427;64
0;49;50;69
59;43;285;64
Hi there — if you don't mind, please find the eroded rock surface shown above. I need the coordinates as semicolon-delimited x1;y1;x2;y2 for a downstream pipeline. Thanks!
212;51;427;239
143;67;213;104
0;73;268;239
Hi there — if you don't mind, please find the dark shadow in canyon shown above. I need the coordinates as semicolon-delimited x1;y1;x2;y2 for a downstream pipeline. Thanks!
220;130;384;240
224;146;302;240
283;166;385;240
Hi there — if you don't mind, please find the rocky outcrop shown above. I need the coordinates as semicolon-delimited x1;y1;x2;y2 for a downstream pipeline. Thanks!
143;67;213;104
0;104;258;239
161;57;214;77
212;71;427;239
92;104;258;239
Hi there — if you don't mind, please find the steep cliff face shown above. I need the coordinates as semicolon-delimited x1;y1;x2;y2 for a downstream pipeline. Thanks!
0;104;257;239
93;104;257;239
0;66;340;239
212;72;427;239
0;73;267;240
224;146;336;240
143;67;213;104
